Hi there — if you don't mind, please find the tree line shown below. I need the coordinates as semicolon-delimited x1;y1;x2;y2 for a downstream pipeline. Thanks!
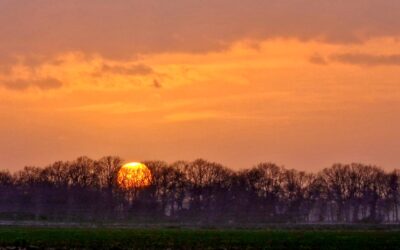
0;156;399;224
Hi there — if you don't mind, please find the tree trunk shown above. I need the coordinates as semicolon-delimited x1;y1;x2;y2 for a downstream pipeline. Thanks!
352;201;359;222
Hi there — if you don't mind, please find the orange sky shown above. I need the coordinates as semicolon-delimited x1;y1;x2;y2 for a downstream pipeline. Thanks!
1;1;400;171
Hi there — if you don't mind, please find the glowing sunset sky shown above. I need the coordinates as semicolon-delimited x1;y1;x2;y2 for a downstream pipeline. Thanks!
1;1;400;171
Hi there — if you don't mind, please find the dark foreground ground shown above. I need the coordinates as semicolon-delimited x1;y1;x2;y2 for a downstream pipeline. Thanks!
1;226;400;249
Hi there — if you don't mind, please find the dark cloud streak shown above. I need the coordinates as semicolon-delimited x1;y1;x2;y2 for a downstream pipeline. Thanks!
153;79;162;88
97;64;154;76
0;78;63;91
332;53;400;66
309;53;328;65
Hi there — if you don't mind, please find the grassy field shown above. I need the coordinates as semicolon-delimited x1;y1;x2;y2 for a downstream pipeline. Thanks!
1;227;400;249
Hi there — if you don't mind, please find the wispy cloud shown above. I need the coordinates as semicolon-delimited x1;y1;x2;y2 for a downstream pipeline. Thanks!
152;79;162;88
0;77;63;91
309;53;328;65
331;53;400;66
164;111;222;122
95;63;154;76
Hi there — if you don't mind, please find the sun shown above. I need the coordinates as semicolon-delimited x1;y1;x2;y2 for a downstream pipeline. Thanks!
117;162;152;189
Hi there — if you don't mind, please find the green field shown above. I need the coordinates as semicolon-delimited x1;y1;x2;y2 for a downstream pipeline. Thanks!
1;227;400;249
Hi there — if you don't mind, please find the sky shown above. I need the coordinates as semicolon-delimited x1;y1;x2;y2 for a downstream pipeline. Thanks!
1;0;400;171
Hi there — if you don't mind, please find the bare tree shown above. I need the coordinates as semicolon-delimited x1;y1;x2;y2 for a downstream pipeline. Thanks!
241;163;285;222
0;157;399;224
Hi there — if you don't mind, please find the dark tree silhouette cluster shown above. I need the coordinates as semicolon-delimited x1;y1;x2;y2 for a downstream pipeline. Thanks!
0;156;399;224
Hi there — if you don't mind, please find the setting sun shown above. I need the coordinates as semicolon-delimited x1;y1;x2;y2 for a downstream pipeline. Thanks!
2;1;400;248
117;162;152;189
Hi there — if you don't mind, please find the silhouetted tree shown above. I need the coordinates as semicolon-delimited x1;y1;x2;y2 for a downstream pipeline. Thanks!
0;157;399;224
241;163;285;222
387;170;400;222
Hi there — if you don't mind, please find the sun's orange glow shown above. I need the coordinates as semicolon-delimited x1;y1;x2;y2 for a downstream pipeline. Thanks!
117;162;152;189
2;1;400;172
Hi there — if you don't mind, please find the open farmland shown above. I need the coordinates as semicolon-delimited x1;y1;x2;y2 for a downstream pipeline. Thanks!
1;227;400;249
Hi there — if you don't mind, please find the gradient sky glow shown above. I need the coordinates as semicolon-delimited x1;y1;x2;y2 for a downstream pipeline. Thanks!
1;0;400;171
